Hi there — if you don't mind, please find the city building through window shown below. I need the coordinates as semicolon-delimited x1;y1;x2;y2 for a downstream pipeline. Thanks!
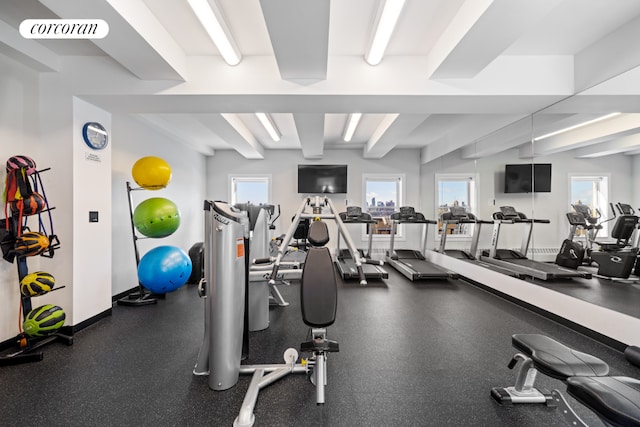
363;174;403;237
435;174;477;238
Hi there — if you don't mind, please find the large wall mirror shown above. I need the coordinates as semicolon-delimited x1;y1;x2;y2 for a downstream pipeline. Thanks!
527;65;640;320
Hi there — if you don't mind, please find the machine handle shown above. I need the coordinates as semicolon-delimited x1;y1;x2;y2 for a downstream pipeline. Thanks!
197;278;206;298
532;219;550;224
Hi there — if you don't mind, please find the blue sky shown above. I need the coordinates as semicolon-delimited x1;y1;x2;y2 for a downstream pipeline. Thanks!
366;181;397;206
236;181;269;204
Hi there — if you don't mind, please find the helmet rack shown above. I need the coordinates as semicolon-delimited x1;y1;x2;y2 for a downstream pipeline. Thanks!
0;165;73;367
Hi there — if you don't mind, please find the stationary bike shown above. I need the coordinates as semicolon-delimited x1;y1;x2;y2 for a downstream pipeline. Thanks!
589;203;640;279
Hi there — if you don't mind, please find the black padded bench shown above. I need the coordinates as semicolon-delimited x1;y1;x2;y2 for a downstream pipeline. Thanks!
299;220;339;405
493;334;640;427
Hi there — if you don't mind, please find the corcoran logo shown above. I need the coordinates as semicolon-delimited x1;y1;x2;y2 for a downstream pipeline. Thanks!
20;19;109;39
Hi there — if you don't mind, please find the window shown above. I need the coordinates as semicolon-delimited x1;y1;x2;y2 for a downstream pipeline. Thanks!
569;174;609;237
363;174;404;237
435;174;477;238
230;175;271;205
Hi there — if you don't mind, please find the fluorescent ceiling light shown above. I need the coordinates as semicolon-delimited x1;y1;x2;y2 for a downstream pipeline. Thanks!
256;113;281;142
188;0;241;66
365;0;406;66
533;112;621;141
343;113;362;142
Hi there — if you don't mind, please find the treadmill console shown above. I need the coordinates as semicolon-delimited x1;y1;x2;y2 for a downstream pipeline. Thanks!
449;206;468;218
400;206;415;217
346;206;362;218
392;206;426;222
499;206;518;217
340;207;373;223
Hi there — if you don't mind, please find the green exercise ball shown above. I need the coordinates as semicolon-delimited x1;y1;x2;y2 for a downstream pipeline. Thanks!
133;197;181;238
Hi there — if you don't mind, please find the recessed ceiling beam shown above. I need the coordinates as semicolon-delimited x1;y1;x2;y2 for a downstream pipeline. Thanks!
0;19;59;71
574;131;640;158
426;0;561;79
259;0;329;81
293;113;325;159
196;113;264;159
363;114;426;159
41;0;188;80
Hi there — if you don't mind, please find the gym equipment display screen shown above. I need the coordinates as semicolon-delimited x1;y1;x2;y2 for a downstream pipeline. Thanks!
298;164;348;194
504;163;552;193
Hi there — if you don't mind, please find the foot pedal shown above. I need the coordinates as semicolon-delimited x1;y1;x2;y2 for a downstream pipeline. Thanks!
491;387;513;405
490;387;554;406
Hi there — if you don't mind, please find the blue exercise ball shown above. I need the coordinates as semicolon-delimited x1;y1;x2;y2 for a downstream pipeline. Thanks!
138;246;192;294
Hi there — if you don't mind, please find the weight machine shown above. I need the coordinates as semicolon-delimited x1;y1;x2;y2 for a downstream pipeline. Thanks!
194;200;340;426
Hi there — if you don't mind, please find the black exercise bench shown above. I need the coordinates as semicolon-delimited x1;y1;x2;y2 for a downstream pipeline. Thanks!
492;334;640;427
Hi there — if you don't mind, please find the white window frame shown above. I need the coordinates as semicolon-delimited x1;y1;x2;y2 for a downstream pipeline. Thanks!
434;173;479;241
229;174;272;206
362;173;405;241
568;173;610;238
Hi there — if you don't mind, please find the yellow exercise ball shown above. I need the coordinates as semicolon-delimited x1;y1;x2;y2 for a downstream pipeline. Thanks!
132;156;172;190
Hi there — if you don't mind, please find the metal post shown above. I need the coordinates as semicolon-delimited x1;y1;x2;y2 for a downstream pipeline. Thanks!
326;198;367;285
489;220;502;258
269;198;309;285
206;201;248;391
194;200;215;375
521;221;534;257
117;181;156;306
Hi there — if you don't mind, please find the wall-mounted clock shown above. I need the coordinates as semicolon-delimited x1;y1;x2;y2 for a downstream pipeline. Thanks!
82;122;109;150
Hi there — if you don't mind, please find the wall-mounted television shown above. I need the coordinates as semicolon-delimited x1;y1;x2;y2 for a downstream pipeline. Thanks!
297;164;348;194
504;163;552;193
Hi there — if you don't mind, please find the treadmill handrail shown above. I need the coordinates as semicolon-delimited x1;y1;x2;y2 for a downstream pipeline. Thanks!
441;218;478;225
494;218;550;224
393;219;436;224
341;218;376;224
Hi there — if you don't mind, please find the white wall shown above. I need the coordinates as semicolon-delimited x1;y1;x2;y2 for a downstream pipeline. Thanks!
71;98;112;325
205;149;422;254
111;114;206;296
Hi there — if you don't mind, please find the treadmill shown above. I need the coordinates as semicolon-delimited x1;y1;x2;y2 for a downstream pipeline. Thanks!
335;207;388;280
479;206;591;280
436;207;523;278
385;206;458;280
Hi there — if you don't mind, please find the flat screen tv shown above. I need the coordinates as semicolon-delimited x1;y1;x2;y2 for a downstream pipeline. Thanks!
297;164;348;194
504;163;552;193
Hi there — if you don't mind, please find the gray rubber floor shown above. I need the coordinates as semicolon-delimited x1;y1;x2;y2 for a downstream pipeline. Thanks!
1;267;639;426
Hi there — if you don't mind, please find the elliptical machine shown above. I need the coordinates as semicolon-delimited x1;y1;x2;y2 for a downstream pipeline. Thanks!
571;204;604;265
557;204;606;267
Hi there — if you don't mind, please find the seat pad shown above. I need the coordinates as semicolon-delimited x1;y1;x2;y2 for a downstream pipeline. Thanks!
512;334;609;380
567;376;640;427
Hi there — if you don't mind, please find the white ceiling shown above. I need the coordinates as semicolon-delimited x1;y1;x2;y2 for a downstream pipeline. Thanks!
2;0;640;161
